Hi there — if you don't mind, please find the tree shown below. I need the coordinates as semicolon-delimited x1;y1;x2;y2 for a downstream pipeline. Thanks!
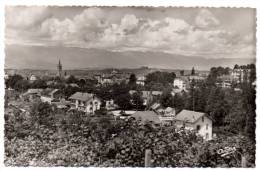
173;93;185;113
129;74;137;85
180;70;184;76
114;93;132;110
6;74;23;89
131;91;144;110
30;102;54;126
13;79;30;92
66;75;78;84
191;67;195;75
160;89;174;108
30;79;47;89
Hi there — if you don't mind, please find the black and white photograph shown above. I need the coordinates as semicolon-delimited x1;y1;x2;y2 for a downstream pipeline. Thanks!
3;4;257;168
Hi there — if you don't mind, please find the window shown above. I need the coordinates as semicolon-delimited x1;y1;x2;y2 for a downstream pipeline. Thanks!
90;101;93;105
206;133;209;140
89;107;93;111
196;125;201;131
202;116;204;122
95;101;98;105
206;124;208;130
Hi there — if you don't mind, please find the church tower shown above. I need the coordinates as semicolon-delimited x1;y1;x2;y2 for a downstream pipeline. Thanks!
57;59;63;78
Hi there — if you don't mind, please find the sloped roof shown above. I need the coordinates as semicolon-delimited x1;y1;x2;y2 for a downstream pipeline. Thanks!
69;83;79;88
165;107;174;113
150;103;161;110
69;92;94;101
175;110;208;123
131;111;161;124
26;89;43;94
151;91;163;96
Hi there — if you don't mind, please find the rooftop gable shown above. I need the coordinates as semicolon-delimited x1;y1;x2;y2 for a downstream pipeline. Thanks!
131;111;161;124
69;92;95;102
175;109;209;123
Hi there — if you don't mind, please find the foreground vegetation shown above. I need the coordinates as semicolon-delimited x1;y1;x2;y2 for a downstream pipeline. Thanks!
4;103;255;167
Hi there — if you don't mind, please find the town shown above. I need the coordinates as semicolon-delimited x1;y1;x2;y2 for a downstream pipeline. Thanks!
4;59;256;167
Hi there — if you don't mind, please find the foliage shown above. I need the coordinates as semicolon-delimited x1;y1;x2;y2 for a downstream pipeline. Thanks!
145;71;176;90
160;88;174;108
5;74;24;89
128;74;137;86
131;91;144;110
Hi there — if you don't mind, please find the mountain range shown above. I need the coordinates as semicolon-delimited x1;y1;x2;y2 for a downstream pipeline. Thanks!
5;44;255;71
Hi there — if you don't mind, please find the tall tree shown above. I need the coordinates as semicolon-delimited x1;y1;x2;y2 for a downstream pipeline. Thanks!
160;89;174;108
129;74;137;85
191;67;195;75
131;91;144;110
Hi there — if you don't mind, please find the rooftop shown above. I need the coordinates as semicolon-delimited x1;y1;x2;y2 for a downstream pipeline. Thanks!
175;109;208;123
131;111;161;124
69;92;94;101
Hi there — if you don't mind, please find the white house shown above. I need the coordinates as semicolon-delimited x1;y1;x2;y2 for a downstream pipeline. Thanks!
105;99;117;110
69;92;101;114
175;110;212;141
29;74;38;82
173;78;187;90
136;76;146;86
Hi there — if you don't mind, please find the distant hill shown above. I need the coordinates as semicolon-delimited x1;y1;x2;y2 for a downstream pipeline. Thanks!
5;44;255;71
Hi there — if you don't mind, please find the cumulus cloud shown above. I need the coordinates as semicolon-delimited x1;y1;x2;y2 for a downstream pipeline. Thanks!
5;6;51;29
5;7;255;59
195;9;220;29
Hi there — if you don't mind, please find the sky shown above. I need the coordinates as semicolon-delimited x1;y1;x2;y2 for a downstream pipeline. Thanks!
4;6;256;69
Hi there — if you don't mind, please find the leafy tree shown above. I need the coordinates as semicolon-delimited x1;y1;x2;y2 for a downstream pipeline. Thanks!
191;67;195;75
180;70;184;76
30;79;47;89
14;79;30;92
30;102;54;126
160;89;174;108
173;93;185;113
66;75;78;84
131;91;144;110
145;71;176;86
6;74;23;89
129;74;137;85
114;93;132;110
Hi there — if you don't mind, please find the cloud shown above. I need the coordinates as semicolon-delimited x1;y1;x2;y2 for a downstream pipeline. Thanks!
5;7;255;59
195;9;220;29
5;6;51;29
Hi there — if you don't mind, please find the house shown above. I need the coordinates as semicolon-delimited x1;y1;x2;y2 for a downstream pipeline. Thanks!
68;83;80;88
40;89;63;104
174;110;212;141
105;99;117;110
136;76;146;86
20;88;43;102
231;66;251;83
69;92;101;114
188;75;206;83
173;78;187;90
110;110;136;119
29;74;38;82
130;111;161;124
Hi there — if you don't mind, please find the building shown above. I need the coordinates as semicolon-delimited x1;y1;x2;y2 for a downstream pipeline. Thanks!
105;99;117;110
131;111;161;124
231;66;251;83
173;78;187;90
29;75;38;82
175;110;212;141
136;76;146;86
57;59;63;78
69;92;101;114
188;75;206;83
40;89;64;104
20;88;43;102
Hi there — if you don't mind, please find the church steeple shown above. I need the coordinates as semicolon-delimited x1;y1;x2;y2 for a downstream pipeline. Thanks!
57;59;63;78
